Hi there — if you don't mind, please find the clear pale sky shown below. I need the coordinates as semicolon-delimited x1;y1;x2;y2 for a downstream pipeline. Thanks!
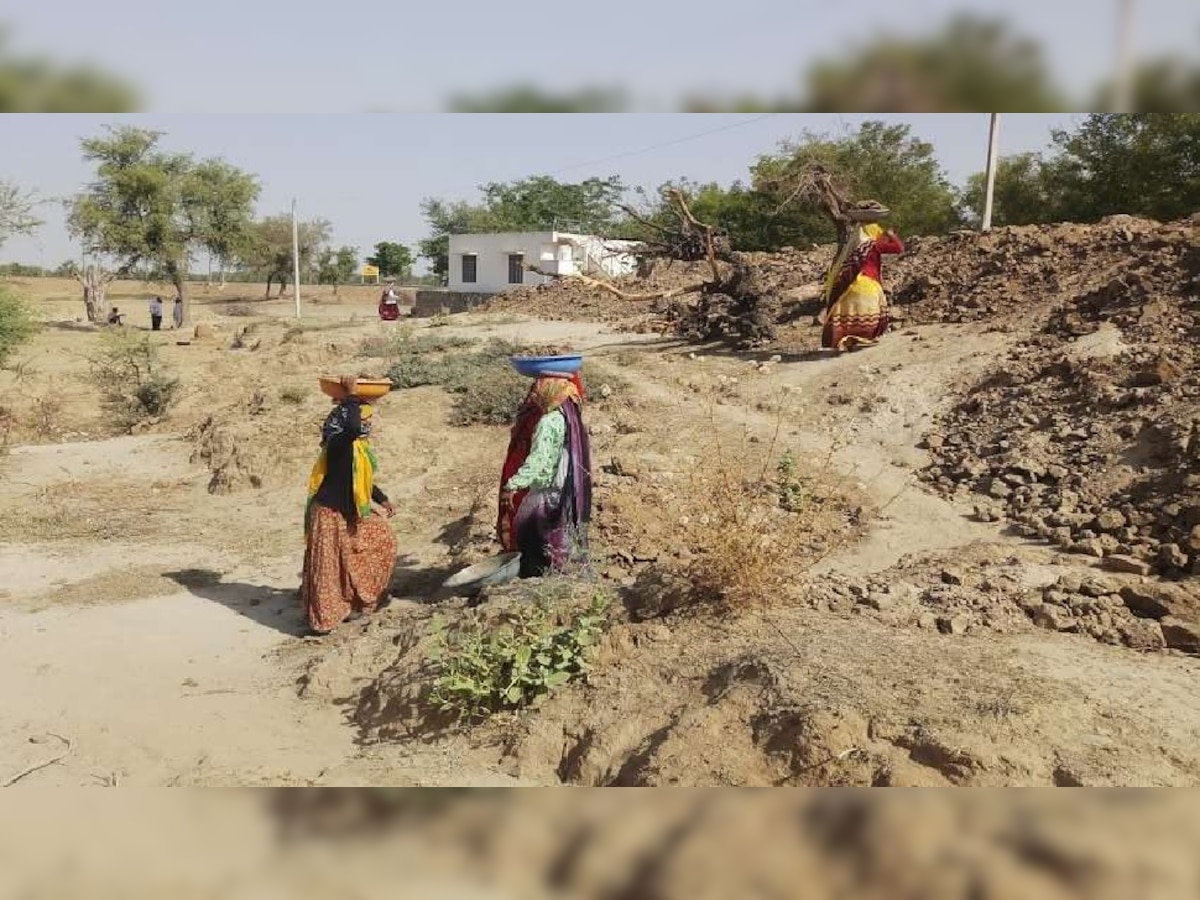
1;113;1085;272
3;0;1197;111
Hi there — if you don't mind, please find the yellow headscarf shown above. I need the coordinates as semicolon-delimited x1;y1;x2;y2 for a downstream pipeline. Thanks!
304;403;377;533
528;376;581;414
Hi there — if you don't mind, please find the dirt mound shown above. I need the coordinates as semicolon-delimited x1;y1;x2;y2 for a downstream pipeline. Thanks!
486;216;1198;350
918;222;1200;579
491;597;1200;787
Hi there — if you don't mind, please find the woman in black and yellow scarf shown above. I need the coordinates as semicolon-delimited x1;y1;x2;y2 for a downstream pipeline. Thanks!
300;376;397;636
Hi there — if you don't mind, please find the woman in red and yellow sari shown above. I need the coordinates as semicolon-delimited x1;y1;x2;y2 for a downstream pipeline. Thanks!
497;372;592;579
300;376;397;636
821;210;905;352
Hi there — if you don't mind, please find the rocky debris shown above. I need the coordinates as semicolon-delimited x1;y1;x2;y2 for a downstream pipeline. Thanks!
1160;617;1200;653
801;552;1194;654
920;231;1200;577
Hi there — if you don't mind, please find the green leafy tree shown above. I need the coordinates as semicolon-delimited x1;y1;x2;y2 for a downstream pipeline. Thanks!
418;198;491;282
0;36;140;112
960;153;1058;227
1093;60;1200;114
682;15;1065;113
624;180;794;252
419;176;625;279
335;246;359;283
752;121;963;246
249;215;332;297
366;241;414;279
1043;113;1200;223
67;126;260;324
0;179;41;248
0;285;36;369
316;245;359;285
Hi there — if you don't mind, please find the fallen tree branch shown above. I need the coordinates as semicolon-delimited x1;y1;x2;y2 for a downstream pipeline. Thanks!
2;733;72;787
525;264;706;302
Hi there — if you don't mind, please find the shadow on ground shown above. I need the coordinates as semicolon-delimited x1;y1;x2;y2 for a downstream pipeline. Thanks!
164;568;305;637
391;554;462;604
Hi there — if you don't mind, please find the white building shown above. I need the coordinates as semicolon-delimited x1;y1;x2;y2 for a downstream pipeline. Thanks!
447;231;643;293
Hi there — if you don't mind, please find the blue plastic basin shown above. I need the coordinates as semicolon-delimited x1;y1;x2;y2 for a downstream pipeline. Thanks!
510;355;583;378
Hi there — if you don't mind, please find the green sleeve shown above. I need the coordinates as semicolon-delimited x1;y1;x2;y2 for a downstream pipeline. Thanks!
505;409;566;491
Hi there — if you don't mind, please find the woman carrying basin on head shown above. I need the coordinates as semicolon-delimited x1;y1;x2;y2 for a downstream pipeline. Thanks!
300;375;397;636
820;200;905;352
498;361;592;579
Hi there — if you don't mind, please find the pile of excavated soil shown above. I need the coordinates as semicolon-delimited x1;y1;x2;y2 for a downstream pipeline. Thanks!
338;577;1200;787
918;220;1200;579
485;216;1197;340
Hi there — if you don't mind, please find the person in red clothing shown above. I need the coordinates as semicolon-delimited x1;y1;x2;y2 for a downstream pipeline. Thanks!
378;282;401;321
820;210;905;352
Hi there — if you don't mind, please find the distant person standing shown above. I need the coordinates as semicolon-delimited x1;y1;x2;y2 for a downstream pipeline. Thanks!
172;296;184;329
149;296;164;331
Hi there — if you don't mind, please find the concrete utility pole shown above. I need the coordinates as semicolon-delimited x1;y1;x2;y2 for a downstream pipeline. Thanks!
291;197;302;319
981;113;1001;232
1113;0;1138;113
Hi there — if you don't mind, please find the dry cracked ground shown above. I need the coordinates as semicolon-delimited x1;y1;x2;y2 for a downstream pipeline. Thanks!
1;248;1199;788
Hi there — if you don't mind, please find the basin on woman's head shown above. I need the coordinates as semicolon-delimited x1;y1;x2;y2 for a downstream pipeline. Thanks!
442;552;522;594
510;355;583;378
318;376;393;401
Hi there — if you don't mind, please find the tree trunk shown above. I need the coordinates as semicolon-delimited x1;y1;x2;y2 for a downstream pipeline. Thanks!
78;265;111;323
168;261;190;327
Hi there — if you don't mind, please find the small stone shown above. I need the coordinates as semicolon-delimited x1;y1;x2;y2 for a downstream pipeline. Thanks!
1120;583;1200;621
988;480;1012;499
866;593;894;611
1045;464;1069;482
1103;554;1153;576
1159;543;1189;569
1079;576;1115;598
1188;525;1200;552
1119;619;1166;652
1160;617;1200;654
1056;573;1083;594
1033;606;1072;631
936;615;970;635
940;568;965;586
917;612;938;630
1094;510;1127;532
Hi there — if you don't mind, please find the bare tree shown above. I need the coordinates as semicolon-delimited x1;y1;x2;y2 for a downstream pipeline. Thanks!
528;188;781;347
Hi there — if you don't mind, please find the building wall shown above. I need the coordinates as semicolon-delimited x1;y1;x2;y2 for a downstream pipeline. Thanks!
447;231;643;293
412;289;492;317
448;232;557;293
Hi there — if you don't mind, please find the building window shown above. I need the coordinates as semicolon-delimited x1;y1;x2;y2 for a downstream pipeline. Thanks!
461;254;477;284
508;253;524;284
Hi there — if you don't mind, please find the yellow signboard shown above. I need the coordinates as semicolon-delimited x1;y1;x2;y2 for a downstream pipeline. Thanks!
362;265;380;277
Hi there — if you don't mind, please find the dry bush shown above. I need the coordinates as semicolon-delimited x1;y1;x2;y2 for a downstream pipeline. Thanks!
0;404;13;452
667;407;856;611
224;303;255;317
28;394;64;439
89;331;180;429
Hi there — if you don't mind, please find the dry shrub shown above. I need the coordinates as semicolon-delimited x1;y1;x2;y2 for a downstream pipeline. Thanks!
668;408;855;611
0;404;13;452
89;331;179;429
28;394;64;439
224;303;255;317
